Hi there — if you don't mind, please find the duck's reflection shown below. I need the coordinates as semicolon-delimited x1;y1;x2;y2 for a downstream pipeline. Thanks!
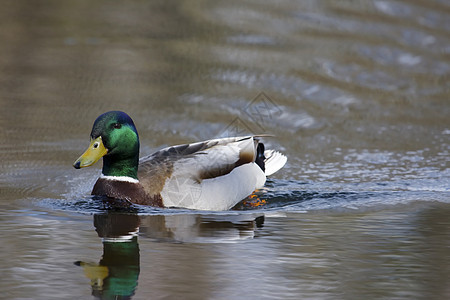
75;213;140;300
139;213;264;243
75;212;264;299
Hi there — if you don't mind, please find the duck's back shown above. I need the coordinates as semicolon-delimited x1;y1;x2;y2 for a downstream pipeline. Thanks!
137;136;270;210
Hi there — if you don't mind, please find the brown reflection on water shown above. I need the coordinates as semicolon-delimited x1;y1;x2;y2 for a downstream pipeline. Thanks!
75;212;264;299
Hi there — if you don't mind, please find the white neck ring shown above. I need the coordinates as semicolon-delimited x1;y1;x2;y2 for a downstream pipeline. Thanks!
100;174;139;184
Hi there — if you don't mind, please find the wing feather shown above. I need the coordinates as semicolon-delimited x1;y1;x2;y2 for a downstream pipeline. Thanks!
136;136;259;195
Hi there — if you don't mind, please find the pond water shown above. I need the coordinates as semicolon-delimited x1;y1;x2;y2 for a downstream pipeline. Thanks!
1;0;449;299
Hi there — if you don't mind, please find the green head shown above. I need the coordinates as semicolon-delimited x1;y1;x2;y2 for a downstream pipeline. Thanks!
73;111;140;179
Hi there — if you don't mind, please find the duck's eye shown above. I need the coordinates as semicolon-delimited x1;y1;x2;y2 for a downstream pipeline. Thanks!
113;123;122;129
93;142;99;149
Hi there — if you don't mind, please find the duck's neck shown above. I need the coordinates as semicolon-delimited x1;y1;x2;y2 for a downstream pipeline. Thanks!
102;154;139;180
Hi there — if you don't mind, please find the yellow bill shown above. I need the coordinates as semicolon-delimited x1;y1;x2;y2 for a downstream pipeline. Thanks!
73;136;108;169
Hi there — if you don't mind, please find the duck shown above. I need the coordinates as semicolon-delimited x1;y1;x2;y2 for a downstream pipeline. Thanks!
73;111;287;210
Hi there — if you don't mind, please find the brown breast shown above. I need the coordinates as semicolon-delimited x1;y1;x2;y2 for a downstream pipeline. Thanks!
92;178;163;207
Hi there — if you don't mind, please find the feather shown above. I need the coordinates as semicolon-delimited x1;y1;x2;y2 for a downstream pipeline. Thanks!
264;150;287;176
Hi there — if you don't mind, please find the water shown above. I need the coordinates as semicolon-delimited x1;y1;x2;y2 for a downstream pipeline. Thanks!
1;0;449;299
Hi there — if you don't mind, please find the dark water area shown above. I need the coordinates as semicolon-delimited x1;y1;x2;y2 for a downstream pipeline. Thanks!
0;0;449;299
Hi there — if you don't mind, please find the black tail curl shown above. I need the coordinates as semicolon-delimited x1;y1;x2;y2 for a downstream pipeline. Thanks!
255;143;266;172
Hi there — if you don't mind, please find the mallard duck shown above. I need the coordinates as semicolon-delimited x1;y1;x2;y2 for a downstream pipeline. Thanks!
73;111;287;210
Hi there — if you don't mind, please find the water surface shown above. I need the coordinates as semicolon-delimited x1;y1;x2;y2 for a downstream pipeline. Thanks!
0;0;449;299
